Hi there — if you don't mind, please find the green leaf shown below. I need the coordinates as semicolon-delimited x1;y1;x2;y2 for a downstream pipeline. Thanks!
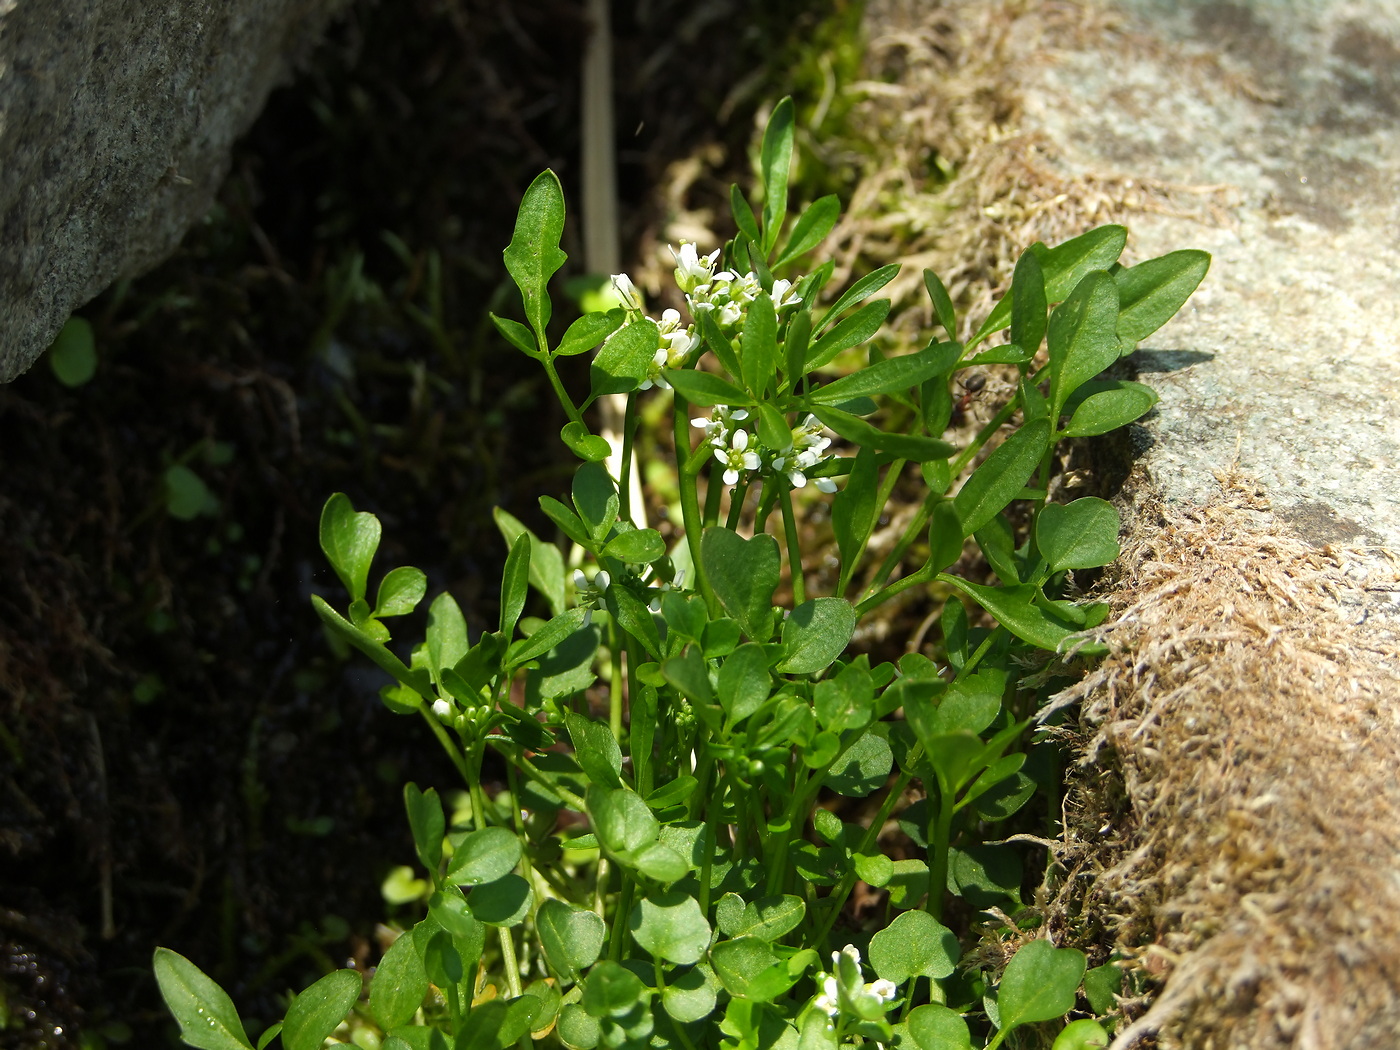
559;422;612;463
777;598;856;675
1062;382;1158;437
832;446;880;586
503;170;568;346
1010;247;1048;354
602;528;666;564
493;507;567;616
923;271;956;340
426;592;469;681
539;495;594;549
1114;249;1210;345
903;1004;974;1050
557;1003;601;1050
500;534;531;636
565;712;624;790
715;643;773;724
664;369;754;407
164;464;218;521
759;97;795;255
467;874;532;927
702;528;780;641
1053;1019;1112;1050
995;940;1087;1030
928;500;965;576
1036;498;1121;573
710;937;796;1002
814;660;874;733
1082;963;1123;1015
537;899;606;981
810;406;956;461
939;578;1083;652
311;597;433;701
590;786;660;855
726;895;806;942
319;493;381;603
816;264;900;335
583;960;649;1020
404;783;444;873
827;729;893;797
282;970;361;1050
48;316;98;387
573;462;619;544
697;306;745;378
854;851;894;887
375;567;427;619
806;343;956;404
776;195;840;267
951;845;1023;908
458;997;543;1050
973;771;1036;822
807;300;891;370
952;419;1052;537
662;966;718;1024
869;911;959;984
152;948;254;1050
663;645;716;707
255;1023;282;1050
783;309;813;390
369;932;428;1030
446;827;521;886
741;290;779;398
591;319;660;397
1048;271;1122;419
971;226;1127;345
491;313;538;356
756;403;791;454
506;607;588;668
629;891;712;965
731;185;763;249
558;309;626;357
605;582;662;660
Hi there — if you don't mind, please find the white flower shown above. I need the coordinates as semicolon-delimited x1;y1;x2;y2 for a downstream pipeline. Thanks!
432;699;453;720
870;979;898;1002
691;406;749;448
671;242;721;294
639;347;671;391
573;569;611;625
714;428;760;485
814;477;839;494
611;273;644;315
769;278;802;309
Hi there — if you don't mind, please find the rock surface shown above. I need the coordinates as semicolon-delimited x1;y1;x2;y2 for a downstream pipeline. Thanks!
0;0;351;383
1018;0;1400;586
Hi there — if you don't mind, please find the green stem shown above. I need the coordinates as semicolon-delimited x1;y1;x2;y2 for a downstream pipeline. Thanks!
839;458;905;598
702;464;724;526
491;743;588;812
926;792;955;923
855;565;935;618
608;619;625;742
540;354;583;426
419;706;476;789
777;484;806;607
674;393;716;611
619;393;638;524
724;478;750;531
609;874;637;962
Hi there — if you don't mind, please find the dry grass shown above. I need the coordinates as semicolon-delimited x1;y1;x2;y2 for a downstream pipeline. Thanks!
1048;476;1400;1049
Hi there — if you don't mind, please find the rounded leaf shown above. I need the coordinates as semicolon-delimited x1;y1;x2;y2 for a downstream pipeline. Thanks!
537;899;606;980
777;598;856;675
582;960;647;1019
629;891;712;965
467;873;532;927
996;939;1087;1030
368;931;428;1030
662;965;718;1023
904;1004;973;1050
48;316;97;387
447;826;521;886
868;911;959;984
319;493;381;603
1053;1019;1112;1050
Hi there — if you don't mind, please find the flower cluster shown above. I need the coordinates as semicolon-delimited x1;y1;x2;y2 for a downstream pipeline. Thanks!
811;945;899;1021
672;242;801;329
691;407;837;492
572;569;610;626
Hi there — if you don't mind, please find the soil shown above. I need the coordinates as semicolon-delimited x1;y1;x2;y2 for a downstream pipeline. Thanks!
0;1;847;1045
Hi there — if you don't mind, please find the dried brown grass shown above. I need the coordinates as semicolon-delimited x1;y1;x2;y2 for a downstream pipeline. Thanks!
1048;477;1400;1049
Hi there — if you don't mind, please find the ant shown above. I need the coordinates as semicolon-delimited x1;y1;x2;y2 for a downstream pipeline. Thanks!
950;371;986;427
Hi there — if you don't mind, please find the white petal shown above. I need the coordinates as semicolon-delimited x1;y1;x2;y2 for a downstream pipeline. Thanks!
723;468;739;485
815;477;839;493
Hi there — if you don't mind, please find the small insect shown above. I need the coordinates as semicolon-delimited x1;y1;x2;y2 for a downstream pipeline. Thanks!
950;372;986;426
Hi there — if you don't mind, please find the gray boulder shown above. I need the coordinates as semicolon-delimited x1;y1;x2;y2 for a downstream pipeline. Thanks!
0;0;351;382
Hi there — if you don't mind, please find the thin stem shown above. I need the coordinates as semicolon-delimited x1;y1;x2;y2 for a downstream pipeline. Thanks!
839;458;904;597
724;479;750;531
855;565;934;618
926;792;955;923
540;354;584;426
702;465;724;526
619;393;638;524
419;706;475;788
608;619;625;742
778;484;806;607
674;393;716;611
608;874;637;962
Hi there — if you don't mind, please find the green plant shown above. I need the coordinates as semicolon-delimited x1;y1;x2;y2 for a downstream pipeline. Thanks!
155;98;1207;1050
